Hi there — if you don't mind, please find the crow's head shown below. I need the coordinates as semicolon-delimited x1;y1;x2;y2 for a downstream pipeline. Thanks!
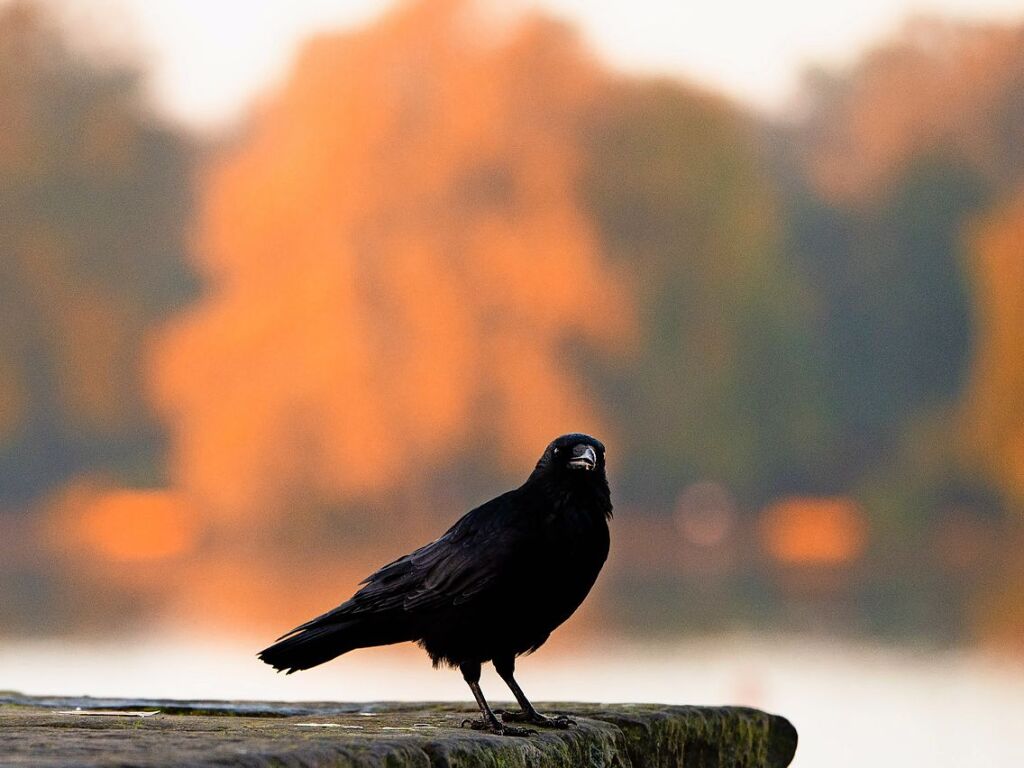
529;433;611;516
533;433;606;476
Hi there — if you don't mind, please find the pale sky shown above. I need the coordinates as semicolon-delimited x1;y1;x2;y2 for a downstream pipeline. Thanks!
53;0;1024;132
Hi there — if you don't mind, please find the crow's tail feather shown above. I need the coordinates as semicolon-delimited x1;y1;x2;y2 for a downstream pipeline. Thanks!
257;611;414;673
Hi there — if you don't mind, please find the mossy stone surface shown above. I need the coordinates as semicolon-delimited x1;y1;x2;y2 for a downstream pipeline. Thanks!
0;695;797;767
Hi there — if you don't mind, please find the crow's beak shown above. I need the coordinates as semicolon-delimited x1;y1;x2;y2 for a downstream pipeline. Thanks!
568;444;597;470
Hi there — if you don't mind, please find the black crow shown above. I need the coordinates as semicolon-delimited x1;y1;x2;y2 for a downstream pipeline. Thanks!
258;433;611;735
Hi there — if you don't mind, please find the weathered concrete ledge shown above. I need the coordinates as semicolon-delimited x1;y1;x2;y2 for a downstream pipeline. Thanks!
0;694;797;767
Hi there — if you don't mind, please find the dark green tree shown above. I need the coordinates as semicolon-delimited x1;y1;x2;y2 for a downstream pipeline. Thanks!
584;81;833;508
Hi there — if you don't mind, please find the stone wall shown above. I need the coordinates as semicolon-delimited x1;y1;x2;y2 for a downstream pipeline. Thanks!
0;695;797;767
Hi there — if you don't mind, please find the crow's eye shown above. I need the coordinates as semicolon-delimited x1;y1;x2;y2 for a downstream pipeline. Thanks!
552;447;559;455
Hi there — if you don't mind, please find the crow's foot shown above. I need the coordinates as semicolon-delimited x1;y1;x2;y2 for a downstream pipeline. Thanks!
461;718;536;737
498;710;575;729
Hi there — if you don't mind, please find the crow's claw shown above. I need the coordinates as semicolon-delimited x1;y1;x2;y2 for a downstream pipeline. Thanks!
545;714;576;729
499;710;575;729
461;717;535;736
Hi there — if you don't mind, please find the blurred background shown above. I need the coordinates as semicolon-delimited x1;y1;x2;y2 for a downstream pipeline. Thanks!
2;0;1024;764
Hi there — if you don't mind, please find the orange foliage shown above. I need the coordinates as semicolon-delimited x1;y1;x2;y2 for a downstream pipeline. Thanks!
961;193;1024;504
805;18;1024;201
46;482;199;564
972;531;1024;652
149;0;633;523
760;496;867;566
76;489;197;562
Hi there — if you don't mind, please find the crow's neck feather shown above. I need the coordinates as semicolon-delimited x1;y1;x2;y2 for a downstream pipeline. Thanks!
527;472;612;520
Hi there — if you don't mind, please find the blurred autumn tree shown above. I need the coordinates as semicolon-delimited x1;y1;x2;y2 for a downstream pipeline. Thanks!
0;0;195;508
149;0;634;574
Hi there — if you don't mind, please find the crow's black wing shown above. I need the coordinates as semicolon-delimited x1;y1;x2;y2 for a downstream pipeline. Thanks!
259;489;533;671
282;489;530;636
354;489;529;614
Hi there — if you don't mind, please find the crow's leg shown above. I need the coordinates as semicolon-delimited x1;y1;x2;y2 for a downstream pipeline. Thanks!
493;656;575;729
459;661;535;736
